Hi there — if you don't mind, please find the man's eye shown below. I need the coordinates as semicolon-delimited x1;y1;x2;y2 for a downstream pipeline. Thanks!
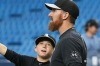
52;9;56;12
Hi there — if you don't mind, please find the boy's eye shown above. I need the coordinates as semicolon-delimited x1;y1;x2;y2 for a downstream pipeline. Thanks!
47;43;51;46
39;42;43;44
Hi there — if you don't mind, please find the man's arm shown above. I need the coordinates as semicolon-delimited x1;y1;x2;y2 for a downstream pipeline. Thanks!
68;63;82;66
0;43;7;55
60;38;83;66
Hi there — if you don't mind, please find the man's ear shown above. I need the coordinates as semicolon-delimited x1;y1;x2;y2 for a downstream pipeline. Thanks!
62;12;69;20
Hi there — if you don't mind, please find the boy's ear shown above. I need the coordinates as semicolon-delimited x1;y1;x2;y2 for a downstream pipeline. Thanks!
34;46;37;52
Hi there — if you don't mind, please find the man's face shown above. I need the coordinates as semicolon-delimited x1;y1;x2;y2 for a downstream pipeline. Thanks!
88;26;98;35
48;9;64;32
35;41;54;59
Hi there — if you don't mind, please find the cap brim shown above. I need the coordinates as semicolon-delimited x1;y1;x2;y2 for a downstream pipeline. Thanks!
45;3;61;10
35;37;55;47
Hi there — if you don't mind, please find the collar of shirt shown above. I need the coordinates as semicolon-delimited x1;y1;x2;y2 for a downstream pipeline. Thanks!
36;59;50;65
59;27;75;39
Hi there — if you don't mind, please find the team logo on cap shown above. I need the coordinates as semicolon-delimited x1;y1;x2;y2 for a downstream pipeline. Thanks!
44;34;49;37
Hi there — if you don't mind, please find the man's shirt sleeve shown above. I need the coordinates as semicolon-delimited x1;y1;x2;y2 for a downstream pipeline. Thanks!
60;38;82;66
68;62;82;66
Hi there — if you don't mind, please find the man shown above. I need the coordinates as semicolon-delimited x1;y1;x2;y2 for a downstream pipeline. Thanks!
82;19;100;66
0;34;56;66
45;0;87;66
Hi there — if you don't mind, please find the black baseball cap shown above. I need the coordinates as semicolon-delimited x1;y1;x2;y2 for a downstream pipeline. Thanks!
45;0;79;19
35;34;56;48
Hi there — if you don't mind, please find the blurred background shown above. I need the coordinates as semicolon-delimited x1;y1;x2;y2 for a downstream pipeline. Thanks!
0;0;100;66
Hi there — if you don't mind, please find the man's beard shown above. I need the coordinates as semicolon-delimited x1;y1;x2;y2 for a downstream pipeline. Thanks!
48;20;63;32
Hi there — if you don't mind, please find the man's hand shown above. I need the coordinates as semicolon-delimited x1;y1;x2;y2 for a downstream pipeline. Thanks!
0;43;7;55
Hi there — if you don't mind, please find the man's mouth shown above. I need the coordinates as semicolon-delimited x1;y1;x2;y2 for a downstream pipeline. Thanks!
50;17;53;22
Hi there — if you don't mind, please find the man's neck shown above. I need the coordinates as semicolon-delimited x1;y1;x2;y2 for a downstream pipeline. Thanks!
59;21;74;35
37;56;49;62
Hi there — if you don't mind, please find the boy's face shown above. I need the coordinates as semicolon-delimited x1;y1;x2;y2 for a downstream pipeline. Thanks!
35;40;54;59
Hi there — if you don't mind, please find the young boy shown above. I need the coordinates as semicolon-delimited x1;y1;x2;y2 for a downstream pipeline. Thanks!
0;34;56;66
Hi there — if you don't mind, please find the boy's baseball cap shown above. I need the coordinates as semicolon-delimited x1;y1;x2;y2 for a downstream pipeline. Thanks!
35;34;56;48
45;0;79;19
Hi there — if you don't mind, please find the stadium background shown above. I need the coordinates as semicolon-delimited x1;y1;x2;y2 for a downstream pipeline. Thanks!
0;0;100;66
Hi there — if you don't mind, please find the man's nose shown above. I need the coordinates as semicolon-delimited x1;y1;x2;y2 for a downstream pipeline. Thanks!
48;11;52;17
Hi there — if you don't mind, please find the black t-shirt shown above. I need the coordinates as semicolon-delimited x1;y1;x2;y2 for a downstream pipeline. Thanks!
4;49;50;66
50;28;87;66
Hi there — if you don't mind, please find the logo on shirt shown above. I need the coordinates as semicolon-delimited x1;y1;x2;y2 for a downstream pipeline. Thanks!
71;51;81;59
